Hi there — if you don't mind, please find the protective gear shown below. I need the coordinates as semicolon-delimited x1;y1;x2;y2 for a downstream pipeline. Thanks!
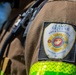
25;0;76;75
0;0;34;75
0;2;11;31
30;61;76;75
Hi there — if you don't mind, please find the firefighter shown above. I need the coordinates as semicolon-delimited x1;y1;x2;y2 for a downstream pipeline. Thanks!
0;0;34;75
25;0;76;75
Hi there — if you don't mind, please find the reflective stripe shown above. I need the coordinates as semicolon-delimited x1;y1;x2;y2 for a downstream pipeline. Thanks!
30;61;76;75
0;70;4;75
0;70;10;75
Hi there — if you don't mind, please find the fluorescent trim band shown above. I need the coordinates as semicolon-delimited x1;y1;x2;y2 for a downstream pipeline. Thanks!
30;61;76;75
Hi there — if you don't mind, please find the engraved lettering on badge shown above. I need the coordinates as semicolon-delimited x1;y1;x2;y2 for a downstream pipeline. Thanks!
43;23;75;59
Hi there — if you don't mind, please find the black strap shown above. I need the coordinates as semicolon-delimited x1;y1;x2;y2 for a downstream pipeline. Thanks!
0;0;48;61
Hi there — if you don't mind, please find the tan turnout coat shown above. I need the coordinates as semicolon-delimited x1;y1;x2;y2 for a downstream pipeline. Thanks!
25;0;76;75
0;0;76;75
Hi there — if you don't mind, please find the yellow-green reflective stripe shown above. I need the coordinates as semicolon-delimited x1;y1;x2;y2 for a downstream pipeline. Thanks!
0;70;4;75
0;70;10;75
30;61;76;75
1;71;4;75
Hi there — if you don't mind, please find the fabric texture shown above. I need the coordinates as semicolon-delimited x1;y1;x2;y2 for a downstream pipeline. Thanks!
25;0;76;75
0;0;34;75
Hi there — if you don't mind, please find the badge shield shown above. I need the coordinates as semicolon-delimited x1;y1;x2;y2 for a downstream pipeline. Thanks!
38;22;76;63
